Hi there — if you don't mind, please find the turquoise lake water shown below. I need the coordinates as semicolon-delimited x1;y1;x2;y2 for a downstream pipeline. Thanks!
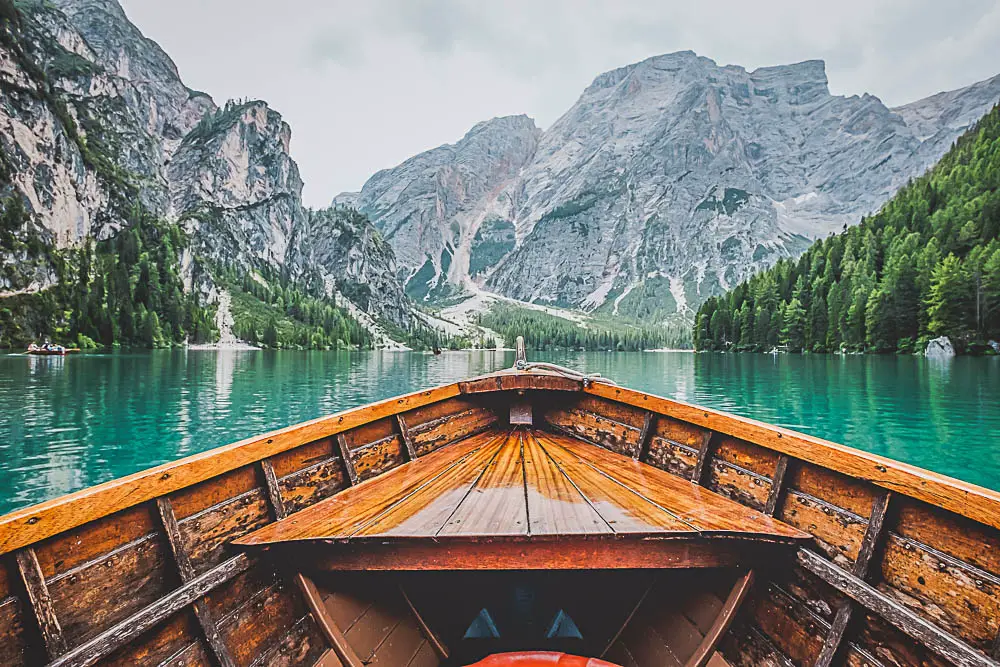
0;350;997;515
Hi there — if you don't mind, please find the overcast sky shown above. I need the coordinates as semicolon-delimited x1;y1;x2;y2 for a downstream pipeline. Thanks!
118;0;1000;207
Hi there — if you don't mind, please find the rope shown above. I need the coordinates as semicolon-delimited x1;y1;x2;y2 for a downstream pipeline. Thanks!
518;361;617;387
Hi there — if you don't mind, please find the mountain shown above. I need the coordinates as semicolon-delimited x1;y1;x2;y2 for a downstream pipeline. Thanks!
694;102;1000;354
334;114;541;303
345;51;1000;324
0;0;411;347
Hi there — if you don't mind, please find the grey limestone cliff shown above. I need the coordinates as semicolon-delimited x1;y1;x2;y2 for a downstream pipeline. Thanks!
349;51;1000;324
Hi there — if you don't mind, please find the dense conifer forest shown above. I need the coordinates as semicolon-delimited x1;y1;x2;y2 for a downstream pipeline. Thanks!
694;104;1000;354
478;303;689;351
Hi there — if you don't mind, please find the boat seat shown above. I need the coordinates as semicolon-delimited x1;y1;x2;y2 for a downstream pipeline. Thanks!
466;652;619;666
234;427;810;570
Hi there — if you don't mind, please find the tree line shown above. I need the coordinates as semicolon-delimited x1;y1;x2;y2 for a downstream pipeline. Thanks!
1;204;217;349
477;303;689;351
694;103;1000;354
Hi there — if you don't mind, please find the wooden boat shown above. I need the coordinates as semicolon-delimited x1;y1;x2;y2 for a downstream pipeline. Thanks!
25;347;80;356
1;341;998;667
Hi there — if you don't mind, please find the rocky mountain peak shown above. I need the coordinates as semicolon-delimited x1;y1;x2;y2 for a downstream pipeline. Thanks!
351;51;1000;324
465;113;538;139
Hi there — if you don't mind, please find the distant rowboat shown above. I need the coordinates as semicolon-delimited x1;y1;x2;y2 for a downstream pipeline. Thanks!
0;337;996;667
25;347;80;356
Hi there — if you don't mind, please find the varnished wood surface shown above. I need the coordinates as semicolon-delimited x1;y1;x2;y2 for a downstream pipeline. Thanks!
296;574;364;667
303;538;780;571
584;382;1000;532
235;428;809;557
684;570;754;667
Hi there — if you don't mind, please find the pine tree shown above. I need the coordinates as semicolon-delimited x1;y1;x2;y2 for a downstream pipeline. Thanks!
263;318;279;348
927;254;973;339
693;104;1000;354
780;297;806;351
983;245;1000;334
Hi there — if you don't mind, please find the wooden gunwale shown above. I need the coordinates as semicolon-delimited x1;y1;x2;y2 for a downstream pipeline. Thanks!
583;382;1000;532
0;383;460;556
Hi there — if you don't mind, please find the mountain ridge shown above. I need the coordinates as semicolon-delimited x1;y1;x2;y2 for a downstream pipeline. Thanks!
345;50;1000;325
0;0;414;347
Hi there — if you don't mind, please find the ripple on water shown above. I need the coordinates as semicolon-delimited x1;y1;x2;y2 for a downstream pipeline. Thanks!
0;350;997;514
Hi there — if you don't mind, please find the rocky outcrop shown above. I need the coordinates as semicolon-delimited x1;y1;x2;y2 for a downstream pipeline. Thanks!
925;336;955;359
289;206;412;328
169;100;304;273
351;51;1000;324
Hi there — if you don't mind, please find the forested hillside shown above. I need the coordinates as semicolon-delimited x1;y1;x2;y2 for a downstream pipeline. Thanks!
694;104;1000;354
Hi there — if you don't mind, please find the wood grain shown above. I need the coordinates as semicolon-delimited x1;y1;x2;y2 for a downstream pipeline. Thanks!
234;432;496;546
397;414;419;461
634;412;657;461
686;570;755;667
355;433;507;538
336;434;360;486
586;383;1000;532
46;553;251;667
798;548;995;667
438;431;528;537
15;547;66;659
399;585;448;660
296;574;363;667
764;455;790;517
552;435;808;540
536;433;696;534
155;497;236;667
523;431;611;536
306;537;782;571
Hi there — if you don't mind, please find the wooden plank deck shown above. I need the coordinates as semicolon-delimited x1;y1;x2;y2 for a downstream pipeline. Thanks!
234;427;810;570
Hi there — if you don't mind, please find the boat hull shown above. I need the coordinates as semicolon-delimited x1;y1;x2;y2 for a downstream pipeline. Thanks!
0;370;997;667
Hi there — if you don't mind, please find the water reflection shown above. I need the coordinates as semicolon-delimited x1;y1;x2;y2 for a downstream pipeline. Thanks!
0;350;997;514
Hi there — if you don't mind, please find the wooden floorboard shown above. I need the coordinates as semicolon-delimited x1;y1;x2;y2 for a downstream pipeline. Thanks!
522;431;610;536
536;432;697;534
233;431;497;546
235;427;810;566
438;431;528;537
354;434;507;538
551;433;809;539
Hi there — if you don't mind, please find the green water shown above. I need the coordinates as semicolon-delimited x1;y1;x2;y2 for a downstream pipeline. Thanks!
1;350;998;515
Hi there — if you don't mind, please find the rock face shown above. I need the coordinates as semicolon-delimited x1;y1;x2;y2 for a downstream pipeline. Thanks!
925;336;955;359
336;115;541;303
349;51;1000;323
289;206;412;328
0;0;411;329
168;100;304;272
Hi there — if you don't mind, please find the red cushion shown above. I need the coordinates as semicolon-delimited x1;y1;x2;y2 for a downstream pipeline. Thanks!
466;652;620;667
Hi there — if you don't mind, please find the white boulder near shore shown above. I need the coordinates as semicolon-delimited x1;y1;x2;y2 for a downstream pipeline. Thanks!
925;336;955;359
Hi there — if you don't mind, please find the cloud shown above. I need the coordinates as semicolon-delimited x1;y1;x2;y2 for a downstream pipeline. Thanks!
307;27;364;67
